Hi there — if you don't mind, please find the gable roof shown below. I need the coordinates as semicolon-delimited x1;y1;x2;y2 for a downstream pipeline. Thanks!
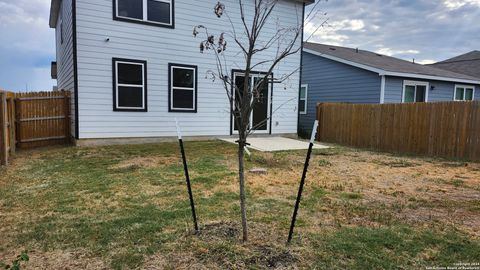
49;0;315;28
429;51;480;79
303;43;480;85
49;0;61;28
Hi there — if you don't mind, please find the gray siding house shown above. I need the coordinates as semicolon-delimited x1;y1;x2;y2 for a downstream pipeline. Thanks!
298;43;480;135
49;0;313;145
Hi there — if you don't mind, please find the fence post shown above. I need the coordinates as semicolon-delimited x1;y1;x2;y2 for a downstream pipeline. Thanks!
64;91;71;144
316;103;323;142
8;97;16;154
15;98;21;150
0;93;7;166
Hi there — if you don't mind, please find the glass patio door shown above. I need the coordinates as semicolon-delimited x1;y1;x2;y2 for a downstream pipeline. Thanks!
232;72;271;134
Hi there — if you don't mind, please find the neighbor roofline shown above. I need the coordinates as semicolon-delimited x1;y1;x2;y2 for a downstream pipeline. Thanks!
303;48;480;85
49;0;61;28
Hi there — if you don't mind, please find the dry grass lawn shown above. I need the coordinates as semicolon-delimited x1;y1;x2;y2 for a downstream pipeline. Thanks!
0;140;479;269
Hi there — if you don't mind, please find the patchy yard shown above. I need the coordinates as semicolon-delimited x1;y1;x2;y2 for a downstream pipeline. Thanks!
0;140;479;269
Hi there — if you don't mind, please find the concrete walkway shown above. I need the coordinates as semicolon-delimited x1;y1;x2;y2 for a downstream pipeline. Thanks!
219;137;330;152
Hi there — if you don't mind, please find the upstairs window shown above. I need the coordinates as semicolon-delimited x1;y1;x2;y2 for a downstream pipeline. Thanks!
403;81;428;103
454;85;475;101
113;58;147;111
299;84;308;114
115;0;174;27
169;64;197;112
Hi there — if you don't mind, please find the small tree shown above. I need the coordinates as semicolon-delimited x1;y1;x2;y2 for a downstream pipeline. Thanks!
194;0;313;242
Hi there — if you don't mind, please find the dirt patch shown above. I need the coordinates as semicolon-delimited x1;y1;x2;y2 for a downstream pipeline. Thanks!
110;156;177;170
246;245;297;268
197;221;240;241
0;250;107;270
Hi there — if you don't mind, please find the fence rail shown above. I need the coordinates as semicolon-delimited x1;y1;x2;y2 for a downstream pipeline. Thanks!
0;90;71;166
316;102;480;161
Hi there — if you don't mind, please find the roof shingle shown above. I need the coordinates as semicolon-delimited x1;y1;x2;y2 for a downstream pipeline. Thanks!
304;43;480;82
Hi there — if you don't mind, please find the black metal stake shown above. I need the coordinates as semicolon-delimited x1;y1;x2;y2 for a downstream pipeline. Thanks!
287;120;319;243
176;120;199;233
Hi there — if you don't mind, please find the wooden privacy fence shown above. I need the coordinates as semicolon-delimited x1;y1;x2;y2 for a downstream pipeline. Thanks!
0;90;71;166
316;101;480;161
0;90;16;166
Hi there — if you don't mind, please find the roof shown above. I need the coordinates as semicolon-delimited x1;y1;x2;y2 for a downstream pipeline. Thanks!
429;51;480;79
303;42;480;85
49;0;314;28
49;0;61;28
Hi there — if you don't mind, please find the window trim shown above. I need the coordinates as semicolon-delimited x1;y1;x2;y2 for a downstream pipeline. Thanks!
60;19;64;44
454;84;475;101
113;0;175;29
112;58;148;112
168;63;198;113
230;69;273;135
299;84;308;115
402;80;429;103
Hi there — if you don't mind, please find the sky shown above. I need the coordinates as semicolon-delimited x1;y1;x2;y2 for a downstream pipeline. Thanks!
0;0;479;92
305;0;480;64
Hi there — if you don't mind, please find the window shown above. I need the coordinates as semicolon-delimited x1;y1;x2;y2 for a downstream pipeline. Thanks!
299;84;308;114
60;19;64;44
114;0;174;27
454;85;475;101
403;80;428;103
113;58;147;111
232;71;272;133
169;64;197;112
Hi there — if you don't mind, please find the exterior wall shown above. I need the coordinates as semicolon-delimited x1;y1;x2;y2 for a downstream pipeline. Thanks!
299;52;381;136
55;0;76;137
384;76;480;103
74;0;303;139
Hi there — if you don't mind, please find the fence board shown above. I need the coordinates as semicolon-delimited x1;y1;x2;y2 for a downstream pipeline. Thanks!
0;93;7;165
15;91;71;149
316;101;480;161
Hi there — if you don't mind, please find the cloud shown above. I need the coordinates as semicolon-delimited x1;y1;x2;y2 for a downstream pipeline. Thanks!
416;59;437;65
306;0;480;63
0;0;55;91
376;48;420;57
443;0;480;9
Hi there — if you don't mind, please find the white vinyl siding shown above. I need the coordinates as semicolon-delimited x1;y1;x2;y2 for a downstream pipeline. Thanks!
75;0;302;139
54;0;75;137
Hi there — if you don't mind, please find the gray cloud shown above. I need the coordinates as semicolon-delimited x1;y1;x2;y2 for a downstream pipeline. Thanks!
0;0;479;91
306;0;480;63
0;0;55;91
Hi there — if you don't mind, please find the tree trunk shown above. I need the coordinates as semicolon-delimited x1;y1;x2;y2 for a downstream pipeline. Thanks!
238;140;248;242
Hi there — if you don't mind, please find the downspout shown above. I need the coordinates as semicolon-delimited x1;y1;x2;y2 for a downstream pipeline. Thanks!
72;0;79;140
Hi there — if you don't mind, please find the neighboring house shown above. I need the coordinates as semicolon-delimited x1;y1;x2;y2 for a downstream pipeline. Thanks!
429;51;480;79
298;43;480;136
49;0;312;144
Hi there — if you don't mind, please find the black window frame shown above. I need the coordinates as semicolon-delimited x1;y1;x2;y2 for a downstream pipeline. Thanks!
230;69;274;135
113;58;148;112
168;63;198;113
60;19;64;44
113;0;175;29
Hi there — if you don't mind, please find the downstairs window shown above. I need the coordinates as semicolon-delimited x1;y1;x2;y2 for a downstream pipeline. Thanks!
113;58;147;111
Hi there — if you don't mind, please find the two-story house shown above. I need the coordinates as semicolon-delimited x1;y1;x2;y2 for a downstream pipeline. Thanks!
49;0;312;145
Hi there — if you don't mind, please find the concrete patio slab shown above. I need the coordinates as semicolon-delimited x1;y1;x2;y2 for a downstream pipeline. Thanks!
218;137;330;152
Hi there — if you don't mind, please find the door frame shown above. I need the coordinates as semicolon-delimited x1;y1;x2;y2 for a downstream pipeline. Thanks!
230;69;273;135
